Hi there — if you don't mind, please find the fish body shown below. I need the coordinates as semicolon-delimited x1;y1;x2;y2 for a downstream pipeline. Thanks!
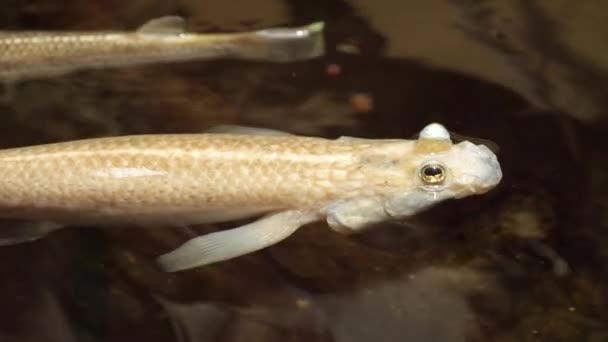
0;134;402;223
0;124;502;271
0;16;325;81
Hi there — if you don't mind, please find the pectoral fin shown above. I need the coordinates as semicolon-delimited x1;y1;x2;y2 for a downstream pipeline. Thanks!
0;220;64;246
137;16;186;35
205;125;294;136
157;210;319;272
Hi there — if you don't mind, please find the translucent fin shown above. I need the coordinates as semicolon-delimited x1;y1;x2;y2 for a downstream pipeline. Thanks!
157;210;319;272
239;22;325;62
255;22;324;40
0;221;63;246
137;16;186;35
205;125;293;136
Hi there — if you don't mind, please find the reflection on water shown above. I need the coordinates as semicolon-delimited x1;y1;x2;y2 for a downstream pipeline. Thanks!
1;0;607;341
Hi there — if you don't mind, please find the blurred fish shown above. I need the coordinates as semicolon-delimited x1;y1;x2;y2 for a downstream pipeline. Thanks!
153;295;328;341
0;16;325;81
0;123;502;271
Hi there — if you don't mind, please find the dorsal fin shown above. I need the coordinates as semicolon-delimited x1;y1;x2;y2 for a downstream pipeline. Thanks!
137;16;186;35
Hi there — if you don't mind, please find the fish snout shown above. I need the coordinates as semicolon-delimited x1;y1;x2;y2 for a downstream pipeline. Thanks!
455;143;503;194
475;155;502;192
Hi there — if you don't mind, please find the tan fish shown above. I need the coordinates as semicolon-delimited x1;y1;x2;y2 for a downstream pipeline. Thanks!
0;124;502;271
0;16;325;81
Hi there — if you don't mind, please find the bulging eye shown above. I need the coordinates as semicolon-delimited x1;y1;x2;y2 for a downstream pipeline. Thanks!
419;162;446;185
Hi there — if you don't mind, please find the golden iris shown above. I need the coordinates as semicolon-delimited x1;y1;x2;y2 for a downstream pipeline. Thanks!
420;163;446;185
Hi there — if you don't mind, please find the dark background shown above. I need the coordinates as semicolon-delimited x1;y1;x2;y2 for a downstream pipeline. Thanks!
0;1;606;341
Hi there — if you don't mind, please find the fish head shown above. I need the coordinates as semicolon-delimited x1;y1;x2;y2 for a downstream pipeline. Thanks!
384;123;502;218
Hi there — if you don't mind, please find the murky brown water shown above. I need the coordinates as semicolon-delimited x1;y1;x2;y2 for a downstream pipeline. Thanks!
1;1;607;341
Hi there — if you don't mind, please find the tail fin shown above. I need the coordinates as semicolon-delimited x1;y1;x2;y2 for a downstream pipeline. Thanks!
236;22;325;62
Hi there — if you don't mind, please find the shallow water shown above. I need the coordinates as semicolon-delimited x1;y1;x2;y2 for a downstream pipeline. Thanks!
1;1;607;341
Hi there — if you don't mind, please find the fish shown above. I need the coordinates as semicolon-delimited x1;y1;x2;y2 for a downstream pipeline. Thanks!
0;123;502;271
0;16;325;82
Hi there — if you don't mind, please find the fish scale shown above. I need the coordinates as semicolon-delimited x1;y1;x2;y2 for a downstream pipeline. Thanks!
0;134;377;214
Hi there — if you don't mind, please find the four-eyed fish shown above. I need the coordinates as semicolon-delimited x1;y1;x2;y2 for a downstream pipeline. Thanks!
0;123;502;271
0;16;324;82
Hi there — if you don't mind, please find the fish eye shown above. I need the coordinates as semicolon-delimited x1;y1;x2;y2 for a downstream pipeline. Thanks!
419;162;446;185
